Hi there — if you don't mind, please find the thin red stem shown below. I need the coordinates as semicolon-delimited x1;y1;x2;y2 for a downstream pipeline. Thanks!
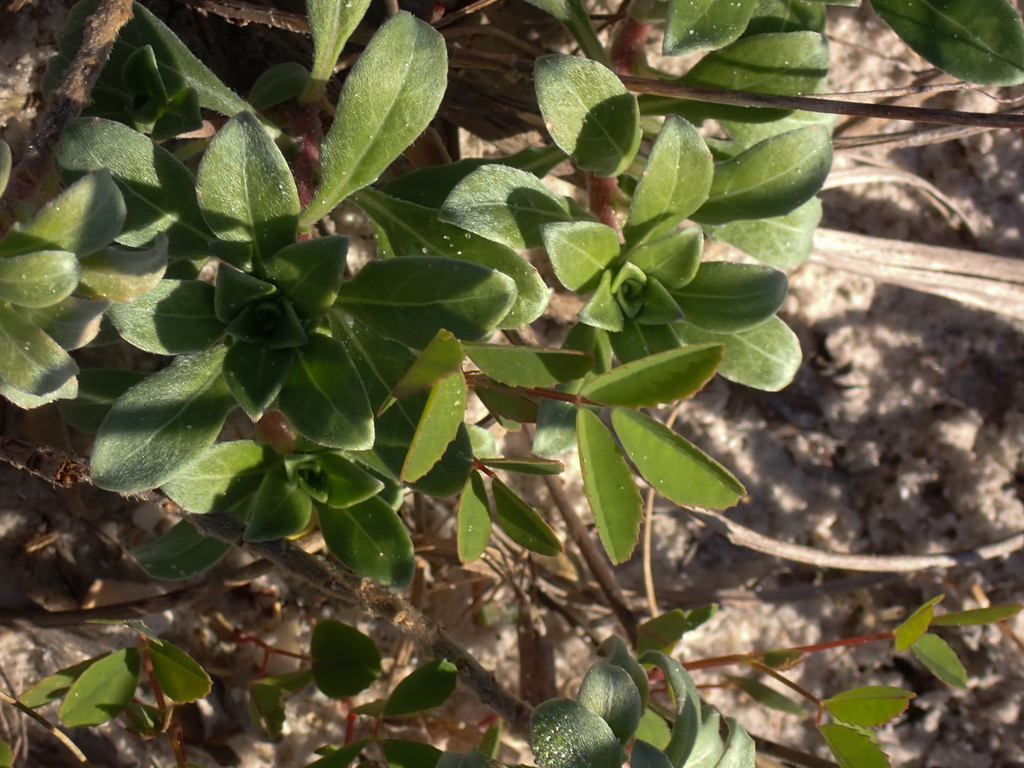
587;173;623;237
748;660;820;707
140;640;188;767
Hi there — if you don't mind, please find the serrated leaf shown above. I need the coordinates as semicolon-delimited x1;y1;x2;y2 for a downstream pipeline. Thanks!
541;221;620;293
90;345;234;491
19;654;112;709
458;470;492;562
577;408;643;564
440;165;593;250
59;648;140;727
0;302;78;397
625;226;703;291
637;610;687;655
244;466;313;541
223;342;295;420
319;496;415;587
382;739;443;768
818;723;891;768
464;343;594;389
57;118;214;258
729;676;806;716
477;458;564;475
134;520;232;579
910;633;968;689
894;595;944;651
871;0;1024;86
161;440;276;513
264;236;348;320
692;126;833;225
311;620;382;698
577;664;642;746
278;332;374;450
303;13;446;225
197;111;299;264
671;262;788;334
491;478;563;556
664;0;759;56
672;316;801;392
534;54;640;177
703;197;821;268
0;250;80;308
382;329;464;413
306;0;372;99
823;686;913;727
336;256;516;348
612;408;745;509
581;344;723;408
78;234;169;302
59;368;146;433
148;640;212;703
402;372;467;482
930;603;1023;626
531;698;624;768
384;659;458;716
624;117;712;248
108;279;224;354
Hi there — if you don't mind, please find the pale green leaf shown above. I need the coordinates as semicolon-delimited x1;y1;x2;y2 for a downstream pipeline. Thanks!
0;302;78;396
580;344;723;408
541;221;620;293
402;372;467;482
148;641;212;703
823;686;913;727
161;439;278;513
703;197;821;268
458;471;492;562
59;648;140;728
911;633;968;689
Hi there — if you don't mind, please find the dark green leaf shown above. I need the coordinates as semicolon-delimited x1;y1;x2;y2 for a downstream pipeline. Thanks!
632;278;684;326
0;302;78;397
631;740;671;768
464;342;593;389
249;682;286;737
532;380;584;458
315;452;385;508
664;0;759;56
608;319;681;364
624;226;703;291
0;250;79;308
225;294;308;349
0;368;75;410
822;686;913;727
534;54;640;177
703;197;821;268
637;610;687;655
57;118;214;258
303;13;447;225
248;62;312;109
384;659;458;716
306;0;371;99
728;676;807;716
440;165;593;250
672;261;787;333
319;496;415;587
672;316;801;392
59;368;146;433
305;740;370;768
692;126;833;225
124;702;171;740
59;648;140;727
541;221;620;293
475;384;541;424
577;408;643;564
530;698;624;768
134;520;232;579
19;654;111;709
90;345;234;491
278;332;374;450
623;117;712;247
403;372;467;482
458;471;492;563
477;458;565;475
578;270;624;333
817;724;891;768
223;342;295;420
152;87;204;142
310;620;382;698
612;408;745;509
581;344;723;408
871;0;1024;85
244;466;313;541
335;256;516;348
197;111;299;265
148;640;212;703
382;740;443;768
636;651;701;768
491;478;563;556
264;236;348;319
894;595;944;651
577;664;642;745
930;603;1023;626
108;279;224;354
161;440;277;513
78;235;169;302
382;329;464;413
596;636;649;712
746;0;827;33
17;296;110;351
910;633;968;689
215;265;277;324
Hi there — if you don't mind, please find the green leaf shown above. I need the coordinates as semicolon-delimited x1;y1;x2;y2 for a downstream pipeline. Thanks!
672;316;801;392
581;344;723;408
623;117;713;248
703;197;821;268
578;270;624;332
249;682;286;737
134;520;232;579
197;111;299;266
664;0;759;56
59;648;140;727
491;478;563;556
625;226;703;291
477;458;564;475
541;221;621;293
531;698;625;768
632;278;684;325
871;0;1024;85
596;636;649;711
90;345;234;491
518;0;610;62
822;686;913;727
671;261;787;333
631;740;671;768
335;256;516;348
0;250;79;309
464;343;593;389
577;664;642;746
148;640;212;703
59;368;146;433
278;332;374;450
458;471;492;562
717;717;755;768
0;169;125;258
78;235;169;302
214;264;277;323
314;452;385;508
382;740;443;768
223;342;295;420
310;620;382;698
384;659;458;716
306;740;370;768
894;595;944;651
0;741;11;768
0;302;78;397
440;165;593;250
354;189;548;329
728;676;807;716
634;711;672;752
108;279;224;354
0;366;76;409
244;466;314;541
612;408;745;509
161;440;277;513
306;0;372;99
264;236;348;319
930;603;1023;626
16;296;110;352
319;496;415;587
123;702;172;740
608;319;681;364
19;654;111;709
577;409;643;564
636;651;701;767
817;724;891;768
382;329;465;413
910;633;968;689
403;372;467;482
0;140;9;196
692;126;833;225
303;13;447;225
248;62;311;110
532;380;585;458
637;610;687;655
534;54;640;177
225;294;308;349
57;118;214;258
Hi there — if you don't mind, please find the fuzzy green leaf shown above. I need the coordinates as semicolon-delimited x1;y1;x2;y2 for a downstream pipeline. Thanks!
0;302;78;397
148;641;212;703
458;471;492;562
531;698;625;768
17;296;109;351
635;651;701;767
625;227;703;291
464;342;593;389
911;633;968;689
703;197;821;268
578;270;624;333
108;279;224;354
664;0;759;56
817;724;890;768
319;496;415;587
894;595;944;651
384;660;458;716
134;521;232;579
311;620;382;698
59;368;147;433
214;265;277;324
223;342;294;420
671;262;787;334
491;478;563;556
581;344;723;408
306;0;372;99
161;440;277;513
402;372;467;482
822;686;913;727
541;221;621;293
264;236;348;319
244;466;313;541
59;648;140;728
248;62;311;109
0;250;79;309
78;235;169;302
577;664;642;745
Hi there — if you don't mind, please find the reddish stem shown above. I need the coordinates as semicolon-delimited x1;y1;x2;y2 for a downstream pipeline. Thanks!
289;103;322;236
748;660;820;707
610;17;652;76
587;173;624;237
682;631;895;672
236;633;313;669
140;640;189;767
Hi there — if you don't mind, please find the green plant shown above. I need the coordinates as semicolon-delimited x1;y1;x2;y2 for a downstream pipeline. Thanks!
2;0;1024;765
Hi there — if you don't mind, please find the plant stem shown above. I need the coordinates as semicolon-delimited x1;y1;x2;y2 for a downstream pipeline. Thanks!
0;690;90;765
609;16;651;76
140;639;189;768
748;660;820;707
587;173;624;237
